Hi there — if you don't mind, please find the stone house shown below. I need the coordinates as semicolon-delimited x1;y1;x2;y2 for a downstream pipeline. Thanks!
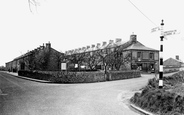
6;42;64;72
164;55;184;72
65;34;159;72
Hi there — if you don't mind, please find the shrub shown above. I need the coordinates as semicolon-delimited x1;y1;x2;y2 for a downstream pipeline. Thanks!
131;71;184;115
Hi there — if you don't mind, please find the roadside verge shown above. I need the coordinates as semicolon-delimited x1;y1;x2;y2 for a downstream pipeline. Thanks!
5;72;52;83
129;103;154;115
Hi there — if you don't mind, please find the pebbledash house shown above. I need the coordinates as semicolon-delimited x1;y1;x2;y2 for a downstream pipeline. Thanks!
6;34;159;72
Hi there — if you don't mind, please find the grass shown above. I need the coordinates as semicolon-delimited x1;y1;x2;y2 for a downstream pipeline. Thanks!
130;71;184;115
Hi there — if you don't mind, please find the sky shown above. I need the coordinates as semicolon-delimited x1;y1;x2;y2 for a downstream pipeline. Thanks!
1;0;184;66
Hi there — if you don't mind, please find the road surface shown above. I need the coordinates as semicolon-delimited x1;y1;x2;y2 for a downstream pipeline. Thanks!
0;71;154;115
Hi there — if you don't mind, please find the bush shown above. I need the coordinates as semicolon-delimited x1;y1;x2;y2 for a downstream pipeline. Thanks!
131;71;184;115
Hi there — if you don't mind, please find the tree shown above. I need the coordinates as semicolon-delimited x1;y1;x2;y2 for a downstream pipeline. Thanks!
25;51;36;70
66;53;85;71
28;0;44;13
33;50;50;70
84;51;101;70
97;48;132;71
105;49;124;70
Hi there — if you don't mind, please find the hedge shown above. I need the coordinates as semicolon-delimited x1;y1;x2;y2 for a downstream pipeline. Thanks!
130;88;184;115
18;70;141;83
109;70;141;81
131;71;184;115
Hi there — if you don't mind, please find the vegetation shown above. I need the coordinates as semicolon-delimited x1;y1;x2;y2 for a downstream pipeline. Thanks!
131;71;184;115
18;70;141;83
65;48;132;71
0;66;6;71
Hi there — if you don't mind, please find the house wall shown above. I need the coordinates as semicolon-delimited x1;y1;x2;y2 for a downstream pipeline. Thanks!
6;42;63;72
130;50;159;72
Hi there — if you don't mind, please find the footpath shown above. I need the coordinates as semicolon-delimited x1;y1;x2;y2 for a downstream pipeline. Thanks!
4;71;52;83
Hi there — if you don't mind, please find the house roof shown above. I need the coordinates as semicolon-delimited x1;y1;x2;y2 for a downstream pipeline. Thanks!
164;57;184;67
64;34;158;55
124;41;158;51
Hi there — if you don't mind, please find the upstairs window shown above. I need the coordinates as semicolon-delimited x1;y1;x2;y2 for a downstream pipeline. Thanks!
150;53;154;60
137;52;141;59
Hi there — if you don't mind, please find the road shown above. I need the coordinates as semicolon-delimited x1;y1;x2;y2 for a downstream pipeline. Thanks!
0;71;155;115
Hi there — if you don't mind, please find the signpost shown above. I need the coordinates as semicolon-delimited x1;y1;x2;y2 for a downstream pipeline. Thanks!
151;27;160;33
159;20;164;89
164;30;178;36
151;20;180;89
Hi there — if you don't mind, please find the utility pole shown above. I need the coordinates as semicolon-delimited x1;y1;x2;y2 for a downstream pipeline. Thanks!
159;20;164;89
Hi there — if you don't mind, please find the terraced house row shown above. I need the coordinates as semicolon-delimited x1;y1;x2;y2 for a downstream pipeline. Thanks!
64;34;159;72
6;34;159;72
6;42;63;72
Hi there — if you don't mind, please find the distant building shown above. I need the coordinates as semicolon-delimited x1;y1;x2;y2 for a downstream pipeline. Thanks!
163;55;184;72
6;42;64;72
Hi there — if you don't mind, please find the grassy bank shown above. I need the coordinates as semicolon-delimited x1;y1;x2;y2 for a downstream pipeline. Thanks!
130;71;184;115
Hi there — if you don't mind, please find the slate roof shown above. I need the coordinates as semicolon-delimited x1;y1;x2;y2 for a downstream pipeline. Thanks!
64;35;158;55
124;41;158;51
164;58;184;67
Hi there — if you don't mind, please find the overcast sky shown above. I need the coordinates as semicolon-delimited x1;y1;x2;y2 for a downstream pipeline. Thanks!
1;0;184;66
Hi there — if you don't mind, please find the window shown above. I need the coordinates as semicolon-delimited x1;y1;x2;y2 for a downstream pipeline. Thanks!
143;52;149;59
137;52;141;58
150;53;154;60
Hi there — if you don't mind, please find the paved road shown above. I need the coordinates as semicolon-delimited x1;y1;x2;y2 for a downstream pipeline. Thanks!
0;71;154;115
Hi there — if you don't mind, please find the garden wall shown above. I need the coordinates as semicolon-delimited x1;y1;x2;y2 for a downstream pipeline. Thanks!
18;70;141;83
108;70;141;81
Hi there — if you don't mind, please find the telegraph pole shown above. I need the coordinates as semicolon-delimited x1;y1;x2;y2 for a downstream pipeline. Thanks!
159;20;164;89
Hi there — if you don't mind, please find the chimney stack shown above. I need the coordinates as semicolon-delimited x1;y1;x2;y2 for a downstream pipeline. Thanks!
65;51;68;54
91;44;95;48
82;47;86;52
130;34;137;43
115;38;122;43
96;43;101;49
46;42;51;49
78;48;82;53
87;46;90;49
176;55;179;60
109;40;114;44
102;41;107;46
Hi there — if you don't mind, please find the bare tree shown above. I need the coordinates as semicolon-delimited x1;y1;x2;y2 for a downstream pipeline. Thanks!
28;0;41;12
66;53;85;71
84;51;101;70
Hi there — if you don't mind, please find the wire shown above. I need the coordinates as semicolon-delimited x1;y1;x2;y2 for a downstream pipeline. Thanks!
128;0;157;26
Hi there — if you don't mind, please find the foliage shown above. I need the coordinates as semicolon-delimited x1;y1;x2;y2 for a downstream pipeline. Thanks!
18;70;141;83
84;51;101;70
0;66;6;71
109;70;141;80
131;71;184;115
